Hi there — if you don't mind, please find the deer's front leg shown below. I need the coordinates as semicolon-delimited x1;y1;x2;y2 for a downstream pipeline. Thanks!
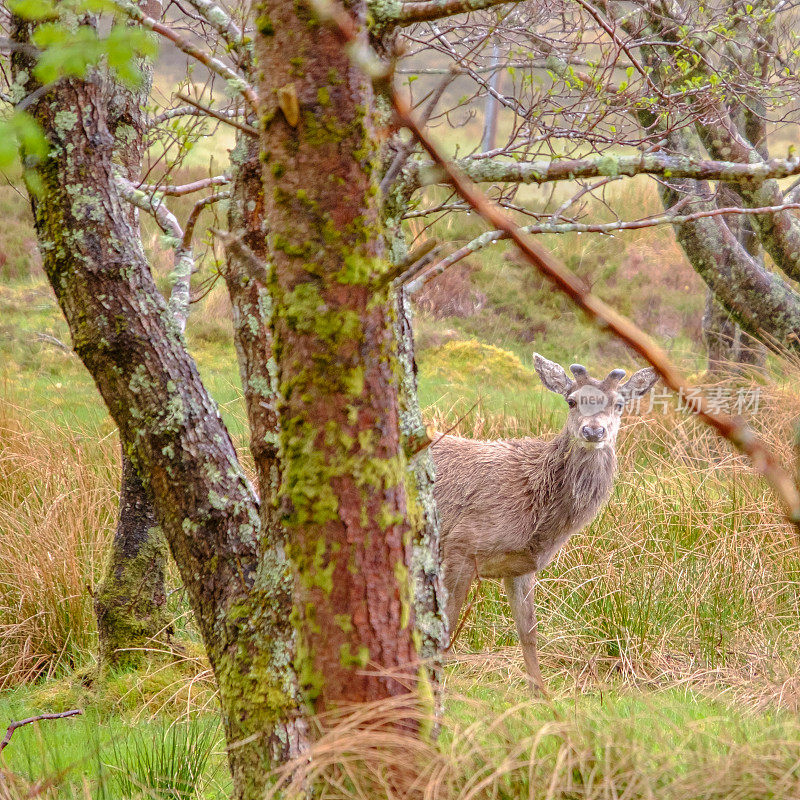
444;557;474;636
504;572;546;694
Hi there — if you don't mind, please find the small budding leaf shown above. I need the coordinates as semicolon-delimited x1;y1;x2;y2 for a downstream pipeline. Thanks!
277;83;300;127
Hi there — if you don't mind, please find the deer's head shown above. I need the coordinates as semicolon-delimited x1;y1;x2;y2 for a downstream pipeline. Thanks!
533;354;657;450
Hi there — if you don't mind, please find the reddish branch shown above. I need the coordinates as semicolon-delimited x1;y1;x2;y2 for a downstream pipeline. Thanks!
0;710;82;753
182;190;230;249
313;0;800;529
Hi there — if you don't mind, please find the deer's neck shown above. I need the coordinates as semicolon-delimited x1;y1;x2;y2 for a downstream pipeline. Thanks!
545;429;617;511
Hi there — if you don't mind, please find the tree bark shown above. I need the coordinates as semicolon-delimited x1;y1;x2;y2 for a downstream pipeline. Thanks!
95;446;170;666
81;27;171;669
702;184;767;375
255;0;432;713
11;21;302;798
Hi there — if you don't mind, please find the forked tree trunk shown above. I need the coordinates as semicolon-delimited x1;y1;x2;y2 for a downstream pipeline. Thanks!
82;39;170;669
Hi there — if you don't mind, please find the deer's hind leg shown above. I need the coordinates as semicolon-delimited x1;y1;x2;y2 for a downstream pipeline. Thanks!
504;572;546;694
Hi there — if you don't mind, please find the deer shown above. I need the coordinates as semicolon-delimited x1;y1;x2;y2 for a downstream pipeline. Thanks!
430;353;658;692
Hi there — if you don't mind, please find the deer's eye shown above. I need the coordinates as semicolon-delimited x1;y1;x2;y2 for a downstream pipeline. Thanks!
567;397;577;409
615;401;624;412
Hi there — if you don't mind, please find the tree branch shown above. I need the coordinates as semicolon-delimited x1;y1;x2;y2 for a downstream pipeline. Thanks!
111;0;258;112
182;190;230;250
138;175;230;196
174;92;259;137
115;173;194;333
181;0;248;61
408;151;800;191
370;0;524;28
1;711;82;753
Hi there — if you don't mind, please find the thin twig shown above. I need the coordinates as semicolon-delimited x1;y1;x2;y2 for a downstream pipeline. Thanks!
182;191;230;250
174;92;259;137
111;0;258;112
1;711;82;753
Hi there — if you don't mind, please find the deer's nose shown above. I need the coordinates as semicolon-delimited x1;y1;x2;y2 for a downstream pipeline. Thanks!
581;425;606;442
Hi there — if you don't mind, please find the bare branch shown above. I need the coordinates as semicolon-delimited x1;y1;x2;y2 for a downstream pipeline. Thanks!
182;190;230;250
111;0;258;111
148;104;244;127
138;175;230;196
174;92;259;137
181;0;248;60
115;173;194;333
116;173;183;241
409;151;800;191
1;711;82;753
372;0;524;28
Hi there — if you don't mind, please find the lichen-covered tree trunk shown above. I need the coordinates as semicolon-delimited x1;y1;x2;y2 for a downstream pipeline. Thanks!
703;185;766;375
92;39;170;669
12;19;302;799
222;133;310;784
95;446;169;665
394;288;448;679
255;0;437;713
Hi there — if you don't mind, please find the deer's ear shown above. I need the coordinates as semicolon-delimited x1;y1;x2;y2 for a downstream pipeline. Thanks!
619;367;658;399
533;353;574;396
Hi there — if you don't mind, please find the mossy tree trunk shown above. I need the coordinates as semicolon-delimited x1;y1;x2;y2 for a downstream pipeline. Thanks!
95;446;170;666
11;18;304;800
255;0;439;714
58;18;171;669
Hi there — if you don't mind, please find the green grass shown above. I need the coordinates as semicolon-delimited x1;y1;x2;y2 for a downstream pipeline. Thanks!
0;686;229;799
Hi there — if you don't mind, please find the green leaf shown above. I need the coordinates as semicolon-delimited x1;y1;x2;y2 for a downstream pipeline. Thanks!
0;111;48;171
7;0;58;20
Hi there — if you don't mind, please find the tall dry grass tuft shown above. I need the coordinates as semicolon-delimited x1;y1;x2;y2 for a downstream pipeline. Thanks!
0;400;117;686
426;369;800;707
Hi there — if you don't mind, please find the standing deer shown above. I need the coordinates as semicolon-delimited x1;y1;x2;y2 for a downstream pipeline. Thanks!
431;354;657;691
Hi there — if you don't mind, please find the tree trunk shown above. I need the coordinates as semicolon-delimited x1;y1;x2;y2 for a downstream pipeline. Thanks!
88;30;171;669
11;22;302;798
255;0;435;715
95;446;170;666
702;185;767;375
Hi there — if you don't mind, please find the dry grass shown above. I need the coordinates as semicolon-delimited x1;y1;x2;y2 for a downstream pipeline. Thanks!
0;400;117;687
